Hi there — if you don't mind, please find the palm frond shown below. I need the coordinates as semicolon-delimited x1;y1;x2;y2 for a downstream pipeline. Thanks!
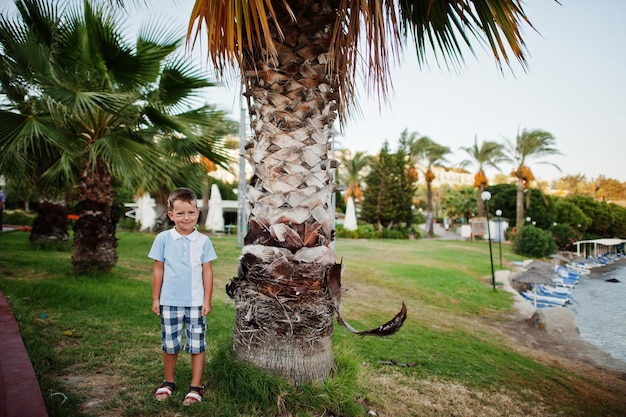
88;131;165;185
156;59;214;110
508;128;561;172
14;0;59;45
331;0;402;117
398;0;531;70
188;0;288;75
190;0;535;123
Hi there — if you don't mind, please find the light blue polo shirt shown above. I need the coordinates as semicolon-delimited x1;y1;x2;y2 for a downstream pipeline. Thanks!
148;228;217;307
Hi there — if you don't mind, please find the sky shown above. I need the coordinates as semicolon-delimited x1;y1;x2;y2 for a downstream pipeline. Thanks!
3;0;625;182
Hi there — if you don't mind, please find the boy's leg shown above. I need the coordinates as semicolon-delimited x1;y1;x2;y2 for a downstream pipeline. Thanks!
182;352;206;405
182;307;207;405
190;351;206;388
163;352;178;383
155;353;177;401
155;306;184;400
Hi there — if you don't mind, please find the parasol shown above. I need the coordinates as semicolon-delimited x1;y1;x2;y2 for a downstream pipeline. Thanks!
549;253;572;263
512;266;556;307
205;184;224;232
343;196;357;231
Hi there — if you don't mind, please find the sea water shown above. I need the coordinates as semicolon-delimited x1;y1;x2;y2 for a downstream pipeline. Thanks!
568;261;626;363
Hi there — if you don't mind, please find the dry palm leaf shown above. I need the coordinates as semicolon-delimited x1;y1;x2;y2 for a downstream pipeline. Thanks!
327;260;407;337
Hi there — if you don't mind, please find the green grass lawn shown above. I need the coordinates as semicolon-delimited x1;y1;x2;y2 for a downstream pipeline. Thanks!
0;231;625;416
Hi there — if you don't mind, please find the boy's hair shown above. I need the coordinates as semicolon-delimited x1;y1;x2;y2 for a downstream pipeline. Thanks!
168;188;197;211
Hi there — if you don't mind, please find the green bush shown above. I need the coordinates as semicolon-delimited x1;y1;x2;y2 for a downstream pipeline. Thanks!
550;224;582;251
117;217;141;231
335;224;418;239
335;224;380;239
513;225;557;257
381;227;409;239
3;209;35;226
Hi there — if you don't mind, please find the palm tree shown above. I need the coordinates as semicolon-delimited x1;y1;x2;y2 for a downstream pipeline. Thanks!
338;150;371;230
190;0;538;383
459;137;507;217
506;128;560;228
410;137;451;237
339;150;371;203
146;107;237;232
0;0;231;272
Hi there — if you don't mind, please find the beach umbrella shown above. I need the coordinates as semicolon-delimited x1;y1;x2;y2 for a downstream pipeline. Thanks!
549;253;572;263
524;260;556;273
205;184;224;232
343;196;357;231
512;267;556;307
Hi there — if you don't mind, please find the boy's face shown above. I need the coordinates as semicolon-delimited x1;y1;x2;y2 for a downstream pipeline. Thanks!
168;199;199;235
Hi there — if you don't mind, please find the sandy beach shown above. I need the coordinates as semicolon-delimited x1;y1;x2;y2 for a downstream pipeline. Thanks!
494;269;626;388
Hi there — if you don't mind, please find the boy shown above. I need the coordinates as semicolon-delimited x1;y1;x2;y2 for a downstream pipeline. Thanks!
149;188;217;405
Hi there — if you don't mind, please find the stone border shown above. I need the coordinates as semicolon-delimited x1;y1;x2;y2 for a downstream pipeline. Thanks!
0;291;48;417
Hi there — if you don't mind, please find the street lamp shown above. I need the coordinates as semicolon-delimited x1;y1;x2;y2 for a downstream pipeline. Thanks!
495;209;503;268
481;191;496;291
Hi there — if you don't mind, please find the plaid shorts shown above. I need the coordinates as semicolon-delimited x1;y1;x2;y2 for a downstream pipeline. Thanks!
160;306;207;354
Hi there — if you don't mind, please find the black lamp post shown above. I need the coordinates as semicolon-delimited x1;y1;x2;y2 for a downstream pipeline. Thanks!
482;191;496;291
495;209;503;268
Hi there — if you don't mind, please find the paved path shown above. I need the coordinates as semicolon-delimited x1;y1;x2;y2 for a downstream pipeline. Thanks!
0;291;48;417
420;222;467;240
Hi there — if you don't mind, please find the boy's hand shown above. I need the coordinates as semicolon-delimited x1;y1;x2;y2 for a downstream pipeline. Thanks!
152;300;161;315
201;302;212;316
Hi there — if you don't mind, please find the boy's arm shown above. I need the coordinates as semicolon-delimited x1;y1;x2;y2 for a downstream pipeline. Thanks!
152;260;165;315
201;262;214;316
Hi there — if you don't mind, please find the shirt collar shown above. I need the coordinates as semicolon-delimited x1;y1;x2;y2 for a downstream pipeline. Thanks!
169;227;200;241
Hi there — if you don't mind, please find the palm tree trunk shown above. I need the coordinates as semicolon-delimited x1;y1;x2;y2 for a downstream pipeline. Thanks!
71;157;118;274
426;180;434;237
476;184;485;217
151;186;170;233
29;201;69;246
516;177;525;228
201;175;209;226
226;0;339;384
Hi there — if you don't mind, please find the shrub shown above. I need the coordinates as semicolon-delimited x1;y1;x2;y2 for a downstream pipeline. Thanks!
335;224;380;239
335;224;418;239
550;224;582;251
381;227;409;239
118;217;141;231
513;225;557;257
3;209;35;226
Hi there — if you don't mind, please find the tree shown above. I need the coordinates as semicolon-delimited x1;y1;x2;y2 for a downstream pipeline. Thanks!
339;150;371;205
410;136;450;237
486;183;519;228
0;0;230;272
459;137;507;217
522;188;556;230
553;173;593;196
440;186;477;224
594;175;626;202
505;128;560;228
565;195;616;238
554;200;591;231
146;109;237;232
190;0;539;383
361;142;417;231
